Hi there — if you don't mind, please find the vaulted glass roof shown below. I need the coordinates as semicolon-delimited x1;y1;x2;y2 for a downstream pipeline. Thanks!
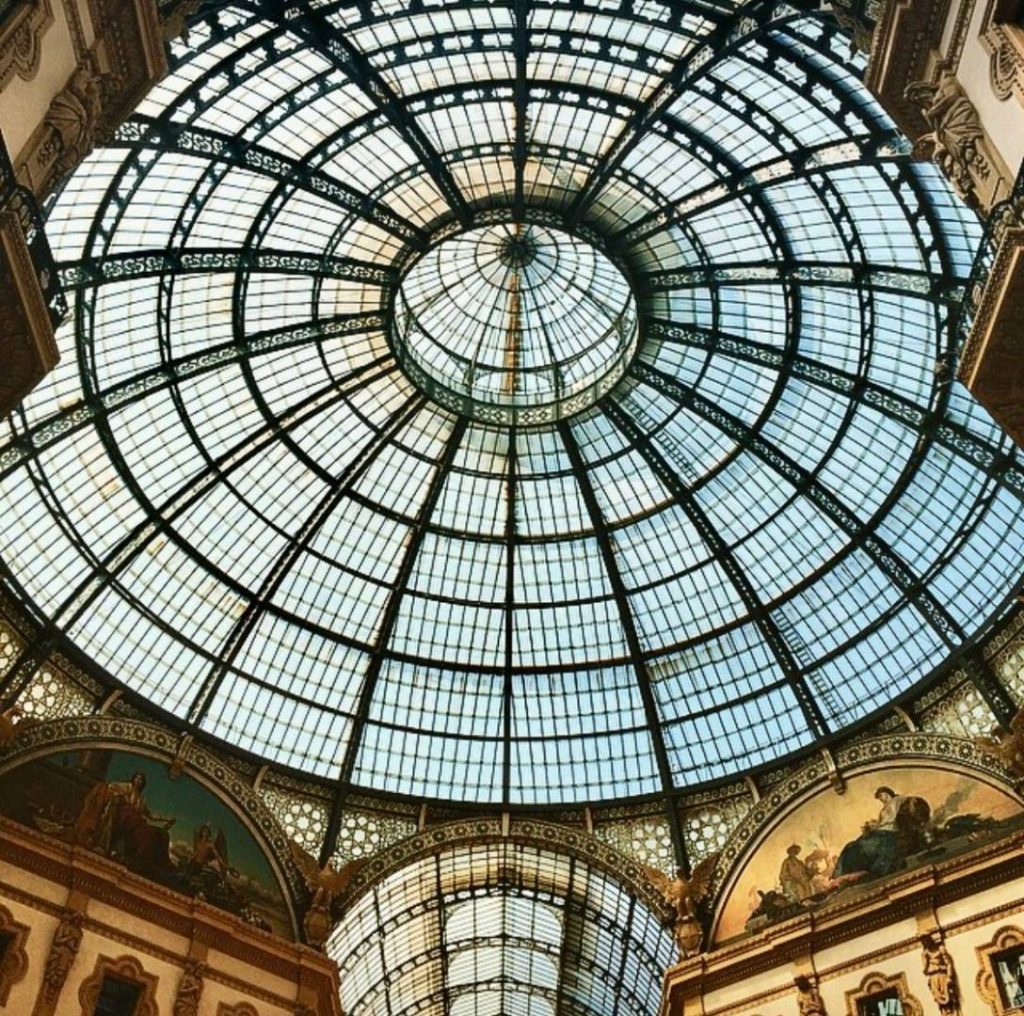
329;841;674;1016
2;0;1022;810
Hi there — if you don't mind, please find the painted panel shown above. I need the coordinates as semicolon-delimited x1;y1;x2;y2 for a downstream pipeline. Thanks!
715;766;1023;943
0;748;291;936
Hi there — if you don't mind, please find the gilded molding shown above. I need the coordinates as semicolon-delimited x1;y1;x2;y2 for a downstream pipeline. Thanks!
0;0;54;89
979;0;1024;104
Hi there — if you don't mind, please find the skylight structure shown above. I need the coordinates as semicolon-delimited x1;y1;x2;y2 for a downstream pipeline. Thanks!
329;841;674;1016
1;0;1022;818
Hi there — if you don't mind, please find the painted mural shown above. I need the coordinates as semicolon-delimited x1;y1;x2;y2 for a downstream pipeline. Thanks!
0;748;291;936
715;767;1023;943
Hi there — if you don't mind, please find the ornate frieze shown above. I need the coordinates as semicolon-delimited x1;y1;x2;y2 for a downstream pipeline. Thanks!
14;0;166;198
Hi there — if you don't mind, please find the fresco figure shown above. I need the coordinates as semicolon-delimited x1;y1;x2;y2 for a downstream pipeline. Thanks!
74;770;176;875
832;786;929;882
187;824;229;875
779;844;814;902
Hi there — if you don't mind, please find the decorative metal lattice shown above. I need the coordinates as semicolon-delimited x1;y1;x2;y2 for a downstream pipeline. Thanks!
0;2;1020;831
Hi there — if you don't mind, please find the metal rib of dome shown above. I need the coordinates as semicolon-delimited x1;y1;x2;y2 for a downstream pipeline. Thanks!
2;0;1023;810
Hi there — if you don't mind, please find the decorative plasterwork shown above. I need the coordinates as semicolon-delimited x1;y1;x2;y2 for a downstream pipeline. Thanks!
704;733;1019;911
975;925;1024;1015
0;0;53;90
338;816;671;920
958;226;1024;444
980;0;1024;104
14;0;166;198
77;954;158;1016
35;907;83;1015
845;971;924;1016
0;716;304;931
0;903;29;1006
0;208;59;417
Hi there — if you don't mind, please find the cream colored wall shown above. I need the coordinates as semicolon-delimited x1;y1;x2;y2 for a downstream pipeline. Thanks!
0;0;95;164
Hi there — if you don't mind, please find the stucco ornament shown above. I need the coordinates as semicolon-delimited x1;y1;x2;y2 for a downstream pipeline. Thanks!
905;72;990;206
39;60;109;184
977;706;1024;786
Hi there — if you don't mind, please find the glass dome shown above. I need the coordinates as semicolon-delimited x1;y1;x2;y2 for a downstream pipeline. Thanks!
2;0;1022;808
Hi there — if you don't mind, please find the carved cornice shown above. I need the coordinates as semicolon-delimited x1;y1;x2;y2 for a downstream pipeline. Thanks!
83;0;166;131
975;0;1024;105
0;0;54;90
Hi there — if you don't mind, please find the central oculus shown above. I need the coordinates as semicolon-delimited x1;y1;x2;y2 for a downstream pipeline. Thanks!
391;223;639;424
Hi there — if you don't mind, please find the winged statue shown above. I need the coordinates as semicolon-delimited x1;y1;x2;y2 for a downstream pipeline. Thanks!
643;855;719;957
289;841;366;948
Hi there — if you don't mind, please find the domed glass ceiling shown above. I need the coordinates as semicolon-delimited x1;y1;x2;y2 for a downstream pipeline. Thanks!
2;0;1023;809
